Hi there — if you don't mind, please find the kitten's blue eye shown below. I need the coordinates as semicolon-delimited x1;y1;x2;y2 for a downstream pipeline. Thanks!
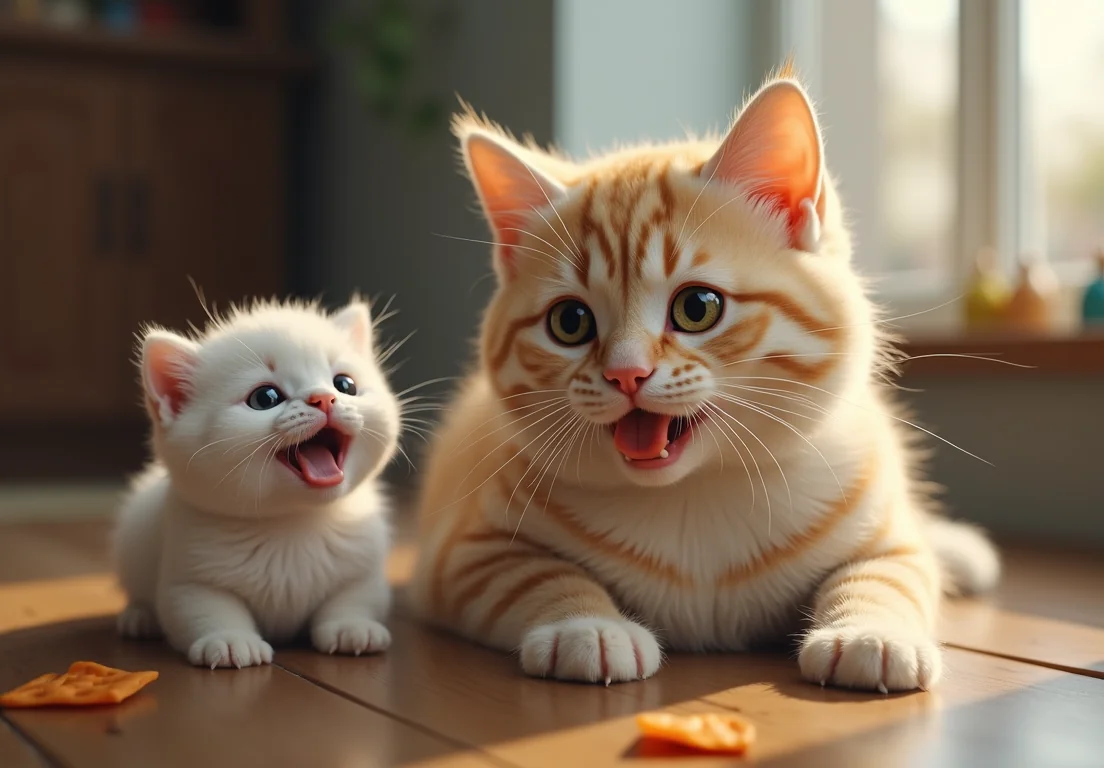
247;385;285;410
333;374;357;396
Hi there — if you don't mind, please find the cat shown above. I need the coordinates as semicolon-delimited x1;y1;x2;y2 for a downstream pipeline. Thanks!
112;298;401;669
407;70;1001;692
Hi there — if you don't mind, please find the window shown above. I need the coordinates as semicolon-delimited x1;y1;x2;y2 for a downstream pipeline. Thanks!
785;0;1104;330
878;0;958;288
1020;0;1104;272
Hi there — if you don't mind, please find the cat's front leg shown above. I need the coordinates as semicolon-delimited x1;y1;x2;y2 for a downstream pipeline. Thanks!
157;583;273;669
799;542;942;692
310;573;392;656
417;525;662;684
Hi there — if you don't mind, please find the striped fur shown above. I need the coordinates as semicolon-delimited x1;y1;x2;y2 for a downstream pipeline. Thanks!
409;74;999;691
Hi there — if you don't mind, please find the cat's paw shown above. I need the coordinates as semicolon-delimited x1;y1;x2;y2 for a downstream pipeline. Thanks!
187;631;273;669
799;624;941;692
311;618;391;656
520;617;661;684
117;602;162;639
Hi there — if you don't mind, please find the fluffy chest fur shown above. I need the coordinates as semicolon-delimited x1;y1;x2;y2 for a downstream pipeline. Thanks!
163;488;390;641
488;422;885;651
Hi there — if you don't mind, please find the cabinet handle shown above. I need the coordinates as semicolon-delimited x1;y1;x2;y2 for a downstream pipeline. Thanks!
128;177;148;261
95;174;114;256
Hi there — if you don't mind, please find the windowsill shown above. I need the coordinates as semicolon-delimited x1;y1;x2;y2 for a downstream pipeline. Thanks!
899;330;1104;376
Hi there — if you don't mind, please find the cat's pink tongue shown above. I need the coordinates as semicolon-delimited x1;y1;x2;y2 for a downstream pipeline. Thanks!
613;409;671;460
297;443;344;487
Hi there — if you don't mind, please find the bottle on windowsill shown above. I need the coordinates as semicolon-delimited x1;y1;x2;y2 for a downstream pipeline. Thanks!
1002;253;1058;336
964;246;1010;334
1081;248;1104;329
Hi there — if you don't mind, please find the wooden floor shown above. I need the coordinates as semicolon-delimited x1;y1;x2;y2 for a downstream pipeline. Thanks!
1;516;1102;768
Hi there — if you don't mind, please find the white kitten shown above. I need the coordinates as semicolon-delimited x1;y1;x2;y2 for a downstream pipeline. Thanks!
112;298;401;669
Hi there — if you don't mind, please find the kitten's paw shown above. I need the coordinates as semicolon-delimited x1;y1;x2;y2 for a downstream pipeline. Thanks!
799;624;942;692
187;631;273;669
520;617;661;684
312;618;391;656
117;603;162;639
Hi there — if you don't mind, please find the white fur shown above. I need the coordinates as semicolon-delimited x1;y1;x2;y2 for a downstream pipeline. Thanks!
112;300;400;668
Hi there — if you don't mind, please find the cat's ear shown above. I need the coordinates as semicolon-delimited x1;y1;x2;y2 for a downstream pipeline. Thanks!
459;128;565;276
701;78;824;251
332;301;373;356
140;329;199;428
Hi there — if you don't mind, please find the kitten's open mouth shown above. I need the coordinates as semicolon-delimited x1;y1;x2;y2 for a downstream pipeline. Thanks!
277;426;350;488
611;409;701;469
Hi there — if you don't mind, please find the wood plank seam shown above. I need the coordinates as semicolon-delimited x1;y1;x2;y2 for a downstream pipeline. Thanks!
273;662;519;768
944;642;1104;682
0;713;63;768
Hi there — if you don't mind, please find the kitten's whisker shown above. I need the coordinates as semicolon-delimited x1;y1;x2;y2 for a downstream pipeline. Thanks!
510;414;581;540
811;294;965;334
675;131;728;251
377;331;416;366
395;377;458;399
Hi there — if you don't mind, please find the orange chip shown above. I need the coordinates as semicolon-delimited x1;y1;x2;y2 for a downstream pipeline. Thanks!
0;661;158;708
636;711;756;754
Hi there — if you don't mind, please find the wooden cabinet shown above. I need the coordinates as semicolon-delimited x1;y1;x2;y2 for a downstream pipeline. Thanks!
0;24;307;476
0;62;129;419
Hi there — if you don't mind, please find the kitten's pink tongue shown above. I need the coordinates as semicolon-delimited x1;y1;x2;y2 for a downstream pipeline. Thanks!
296;444;344;487
613;409;671;460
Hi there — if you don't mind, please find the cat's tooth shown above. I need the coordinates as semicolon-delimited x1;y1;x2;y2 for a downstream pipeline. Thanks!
659;449;670;459
623;455;632;462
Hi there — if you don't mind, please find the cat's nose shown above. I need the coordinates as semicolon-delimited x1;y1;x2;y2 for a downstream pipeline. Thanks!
603;366;653;395
305;391;336;414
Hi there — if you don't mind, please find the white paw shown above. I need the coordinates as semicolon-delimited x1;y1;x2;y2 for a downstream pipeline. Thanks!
799;624;942;692
187;631;273;669
520;617;661;684
117;603;162;639
312;618;391;656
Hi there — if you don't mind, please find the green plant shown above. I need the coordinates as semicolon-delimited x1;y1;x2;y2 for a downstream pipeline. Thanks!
327;0;457;140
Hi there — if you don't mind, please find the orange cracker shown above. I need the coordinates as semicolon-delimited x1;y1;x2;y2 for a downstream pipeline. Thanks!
636;711;756;755
0;661;158;708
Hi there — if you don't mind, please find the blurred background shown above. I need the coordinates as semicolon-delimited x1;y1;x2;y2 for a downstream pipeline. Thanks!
0;0;1100;546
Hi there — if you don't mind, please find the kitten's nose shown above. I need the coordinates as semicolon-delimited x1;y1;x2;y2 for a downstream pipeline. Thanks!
603;366;653;395
306;391;336;414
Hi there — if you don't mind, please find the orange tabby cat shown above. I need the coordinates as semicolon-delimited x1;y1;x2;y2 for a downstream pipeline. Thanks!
408;70;999;691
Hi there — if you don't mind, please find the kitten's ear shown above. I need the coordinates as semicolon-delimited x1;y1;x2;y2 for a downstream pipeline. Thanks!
459;128;565;276
701;78;824;251
141;330;199;428
332;301;373;356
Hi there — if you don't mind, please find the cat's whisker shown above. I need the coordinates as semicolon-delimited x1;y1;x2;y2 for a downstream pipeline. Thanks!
810;294;965;334
395;376;459;399
705;399;793;535
377;331;417;367
675;129;728;251
716;375;992;465
503;408;577;518
187;435;248;471
218;434;279;491
713;391;845;503
510;413;582;541
501;227;578;271
520;162;584;263
433;404;575;517
450;395;569;456
700;400;757;510
433;232;564;268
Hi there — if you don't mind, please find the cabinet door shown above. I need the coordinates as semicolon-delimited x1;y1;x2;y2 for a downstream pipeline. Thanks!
126;72;286;338
0;61;129;421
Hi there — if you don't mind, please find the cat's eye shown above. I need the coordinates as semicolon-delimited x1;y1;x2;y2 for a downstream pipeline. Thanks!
333;374;357;396
671;286;724;333
247;385;285;410
547;299;597;346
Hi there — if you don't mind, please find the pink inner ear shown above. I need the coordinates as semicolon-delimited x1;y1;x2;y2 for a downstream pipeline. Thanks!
702;80;824;247
144;338;194;417
464;132;565;278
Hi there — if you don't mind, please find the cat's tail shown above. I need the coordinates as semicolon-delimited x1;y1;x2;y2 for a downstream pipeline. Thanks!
925;517;1001;596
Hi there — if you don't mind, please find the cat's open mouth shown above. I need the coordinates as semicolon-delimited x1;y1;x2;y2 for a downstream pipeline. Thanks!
277;426;350;488
611;409;701;469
